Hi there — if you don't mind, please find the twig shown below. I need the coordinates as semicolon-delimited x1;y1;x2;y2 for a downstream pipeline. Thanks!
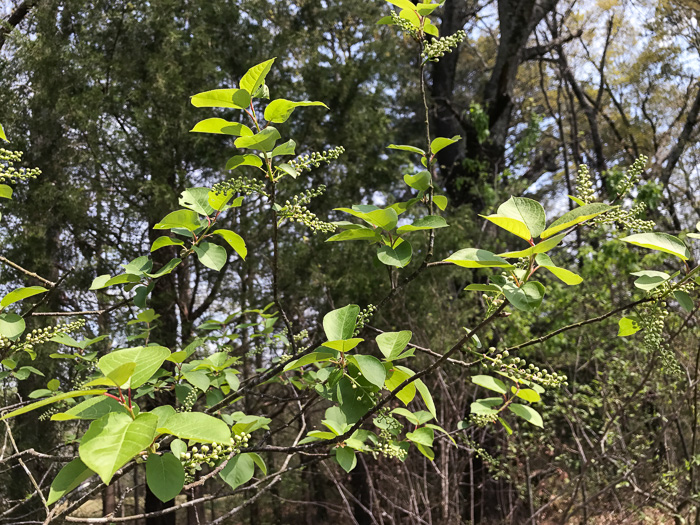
0;256;55;287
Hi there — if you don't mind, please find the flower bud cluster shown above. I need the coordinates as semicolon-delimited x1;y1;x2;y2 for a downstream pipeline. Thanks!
0;149;41;184
178;388;199;412
576;165;595;204
212;176;267;199
373;431;407;460
278;187;336;233
180;434;251;482
488;349;567;388
388;11;420;40
422;30;466;62
616;155;648;196
353;304;376;336
0;319;86;358
640;301;681;376
289;146;345;173
470;411;499;426
594;202;654;233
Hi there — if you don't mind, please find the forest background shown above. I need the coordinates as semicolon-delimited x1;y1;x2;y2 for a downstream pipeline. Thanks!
0;0;700;524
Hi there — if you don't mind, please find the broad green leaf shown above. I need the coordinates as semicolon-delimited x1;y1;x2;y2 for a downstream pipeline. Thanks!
157;412;231;443
323;338;363;353
234;127;281;152
503;281;545;312
385;366;416;405
386;0;418;11
541;203;613;239
0;184;12;199
146;258;182;279
98;346;170;389
568;195;586;206
349;355;386;388
335;446;357;473
486;197;546;240
508;403;543;428
0;313;25;340
326;228;382;242
47;379;60;391
190;88;251;109
415;379;436;419
618;317;641;337
376;331;412;360
170;439;187;459
465;284;501;292
430;135;460;155
275;163;298;179
80;412;158;483
336;207;398;231
621;233;690;260
0;123;6;141
433;195;448;211
190;118;253;137
220;452;255;489
240;58;276;95
377;240;412;268
675;290;694;313
423;18;439;37
396;216;448;233
283;351;335;371
264;99;328;123
183;370;210;391
100;273;141;289
416;2;440;15
406;427;434;447
512;387;541;403
193;242;227;271
47;458;94;505
271;139;296;157
249;453;267;475
388;144;425;155
85;362;136;388
470;398;502;415
1;286;48;309
323;304;360;341
499;232;567;258
225;154;263;170
444;248;513;269
535;253;583;285
208;190;242;212
630;270;671;291
151;236;184;252
51;395;124;421
146;453;185;502
404;171;431;192
0;389;107;420
154;210;200;232
179;188;215;216
211;229;247;260
472;375;508;395
123;256;153;275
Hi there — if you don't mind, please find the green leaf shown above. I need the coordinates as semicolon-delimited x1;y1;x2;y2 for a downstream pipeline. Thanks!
416;2;440;15
503;281;545;312
508;403;543;428
433;195;448;211
240;58;276;95
675;290;694;313
0;123;6;142
146;453;185;502
430;135;460;155
618;316;641;337
1;389;107;420
283;351;334;371
415;379;436;418
443;248;513;269
151;236;184;252
323;304;360;341
388;144;425;155
481;197;546;241
535;253;583;285
0;184;12;199
211;229;247;260
385;366;416;405
264;99;329;124
220;453;255;489
470;398;502;415
249;452;267;475
146;258;182;279
271;139;296;157
349;355;386;388
183;370;210;391
403;171;431;192
190;118;252;137
179;188;216;216
406;427;434;447
190;88;251;109
326;228;382;242
464;284;501;292
0;286;49;309
396;216;448;233
225;154;263;170
47;458;94;506
335;446;357;473
275;163;298;179
621;233;690;260
234;127;281;152
208;190;240;212
154;210;201;232
499;232;567;258
193;242;227;271
630;270;671;291
472;375;508;395
541;203;613;239
377;240;412;268
157;412;231;443
80;412;158;484
98;346;170;389
376;331;412;360
323;338;363;353
0;313;25;340
423;18;439;37
336;207;399;231
51;396;124;421
513;387;541;403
